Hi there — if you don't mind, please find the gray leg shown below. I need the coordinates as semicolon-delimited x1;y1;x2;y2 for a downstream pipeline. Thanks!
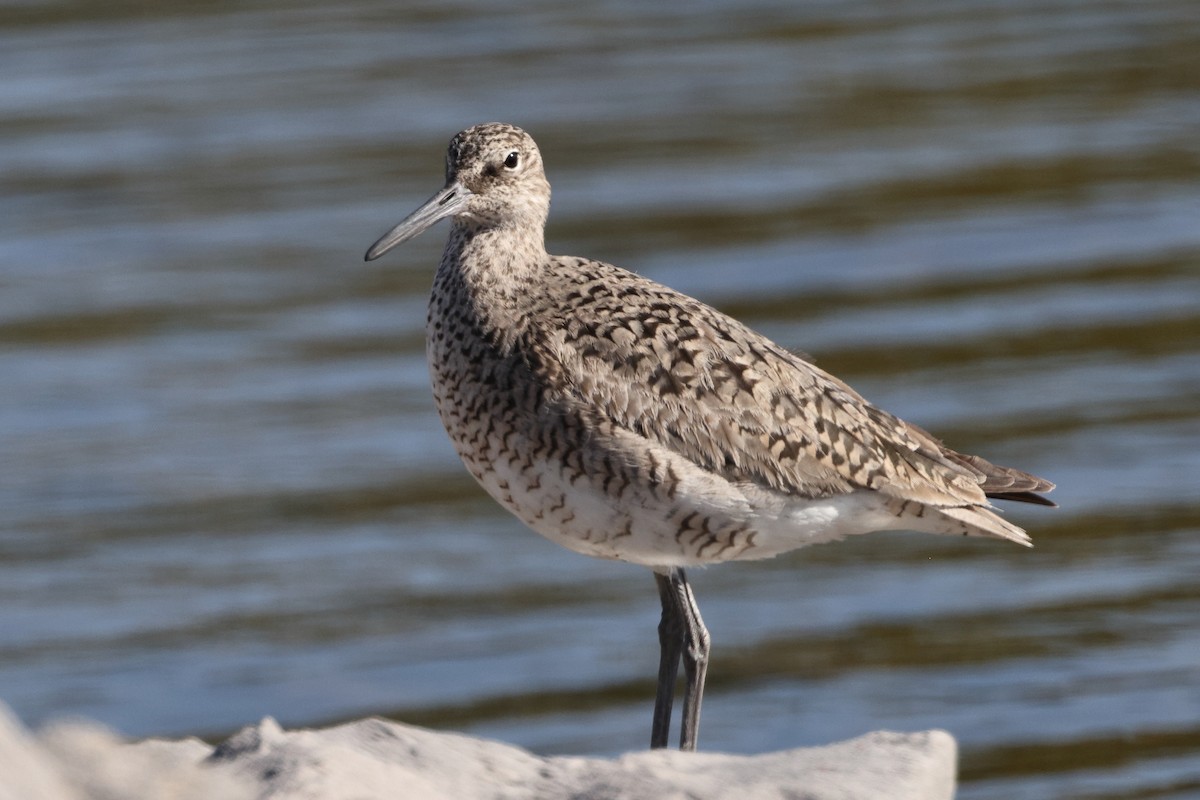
675;570;710;751
651;571;683;749
650;568;710;751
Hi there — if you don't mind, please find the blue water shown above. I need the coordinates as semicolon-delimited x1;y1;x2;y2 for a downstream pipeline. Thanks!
2;2;1199;797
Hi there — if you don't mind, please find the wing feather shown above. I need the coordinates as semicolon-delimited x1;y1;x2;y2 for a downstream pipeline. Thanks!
534;259;1053;512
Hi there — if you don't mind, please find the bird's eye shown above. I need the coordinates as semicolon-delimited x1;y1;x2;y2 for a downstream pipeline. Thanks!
504;151;520;169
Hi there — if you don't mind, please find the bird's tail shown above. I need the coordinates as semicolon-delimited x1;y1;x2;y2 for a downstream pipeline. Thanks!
885;496;1035;547
935;504;1033;547
945;451;1057;507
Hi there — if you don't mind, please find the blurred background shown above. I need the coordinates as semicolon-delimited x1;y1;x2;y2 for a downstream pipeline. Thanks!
2;1;1198;797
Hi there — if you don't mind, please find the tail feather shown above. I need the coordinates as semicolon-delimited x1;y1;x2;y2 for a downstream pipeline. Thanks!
902;422;1056;507
986;490;1057;507
935;504;1034;547
941;450;1056;507
882;494;1035;547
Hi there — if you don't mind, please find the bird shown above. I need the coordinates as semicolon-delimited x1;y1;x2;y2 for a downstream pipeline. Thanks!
364;122;1054;752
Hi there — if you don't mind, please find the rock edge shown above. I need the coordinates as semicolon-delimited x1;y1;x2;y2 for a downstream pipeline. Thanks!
1;703;957;800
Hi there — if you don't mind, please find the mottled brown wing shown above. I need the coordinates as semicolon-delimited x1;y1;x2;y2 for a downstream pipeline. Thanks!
539;259;1046;509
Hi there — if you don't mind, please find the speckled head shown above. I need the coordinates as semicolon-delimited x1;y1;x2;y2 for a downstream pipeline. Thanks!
365;122;551;261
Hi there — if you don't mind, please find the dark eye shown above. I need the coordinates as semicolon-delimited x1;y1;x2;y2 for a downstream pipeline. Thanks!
503;151;520;169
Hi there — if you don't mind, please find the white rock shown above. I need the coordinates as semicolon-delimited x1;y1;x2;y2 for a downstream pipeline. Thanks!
0;704;80;800
0;702;957;800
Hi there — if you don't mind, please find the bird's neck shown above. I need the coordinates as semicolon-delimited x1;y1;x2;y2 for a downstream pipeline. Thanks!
431;221;550;352
442;220;549;295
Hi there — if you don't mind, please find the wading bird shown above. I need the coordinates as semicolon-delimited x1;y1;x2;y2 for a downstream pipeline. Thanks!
364;123;1054;751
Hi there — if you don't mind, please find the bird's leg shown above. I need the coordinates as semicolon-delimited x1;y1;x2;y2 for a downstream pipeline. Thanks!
650;568;711;751
651;570;684;749
673;569;710;751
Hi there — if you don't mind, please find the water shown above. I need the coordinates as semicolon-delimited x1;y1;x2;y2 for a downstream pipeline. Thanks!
2;1;1199;797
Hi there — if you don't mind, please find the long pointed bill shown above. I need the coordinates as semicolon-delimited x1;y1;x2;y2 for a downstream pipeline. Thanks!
364;181;472;261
